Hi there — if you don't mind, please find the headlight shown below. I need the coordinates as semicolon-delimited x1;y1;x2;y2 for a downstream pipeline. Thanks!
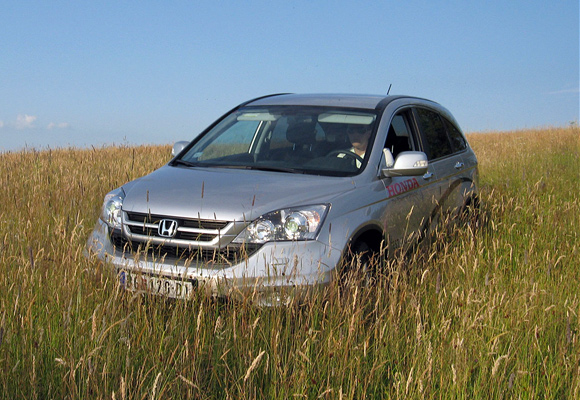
233;204;329;244
100;188;125;229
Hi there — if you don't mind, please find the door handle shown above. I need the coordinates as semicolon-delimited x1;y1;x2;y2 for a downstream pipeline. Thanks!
454;162;465;170
423;172;433;180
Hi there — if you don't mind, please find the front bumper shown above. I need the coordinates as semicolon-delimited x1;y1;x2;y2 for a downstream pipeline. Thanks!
86;219;343;303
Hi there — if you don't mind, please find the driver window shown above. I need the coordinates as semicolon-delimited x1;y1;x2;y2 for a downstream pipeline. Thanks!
385;112;414;159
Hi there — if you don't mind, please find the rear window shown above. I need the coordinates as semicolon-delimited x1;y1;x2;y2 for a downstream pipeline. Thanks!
442;117;467;152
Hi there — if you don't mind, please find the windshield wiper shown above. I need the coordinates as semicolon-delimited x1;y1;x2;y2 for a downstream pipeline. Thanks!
207;164;303;173
246;165;304;174
172;159;198;167
173;160;303;174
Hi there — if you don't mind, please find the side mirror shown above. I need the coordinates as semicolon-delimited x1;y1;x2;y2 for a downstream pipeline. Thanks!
171;141;189;157
381;151;429;178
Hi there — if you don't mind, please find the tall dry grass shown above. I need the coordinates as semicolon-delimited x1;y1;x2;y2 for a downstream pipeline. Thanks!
0;127;579;399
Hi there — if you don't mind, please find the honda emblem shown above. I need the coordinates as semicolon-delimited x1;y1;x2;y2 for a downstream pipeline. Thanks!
158;219;178;238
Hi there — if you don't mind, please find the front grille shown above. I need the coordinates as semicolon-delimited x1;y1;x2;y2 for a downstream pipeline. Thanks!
123;212;230;244
111;233;261;265
128;225;215;242
126;212;229;230
113;212;260;266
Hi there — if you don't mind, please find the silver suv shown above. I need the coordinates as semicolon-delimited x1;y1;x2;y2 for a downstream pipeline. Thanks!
87;94;478;302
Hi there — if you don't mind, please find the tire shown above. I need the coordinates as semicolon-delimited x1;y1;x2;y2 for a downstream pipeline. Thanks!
341;241;377;287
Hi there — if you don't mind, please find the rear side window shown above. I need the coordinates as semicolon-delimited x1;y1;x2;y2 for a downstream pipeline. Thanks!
442;117;467;152
415;108;453;160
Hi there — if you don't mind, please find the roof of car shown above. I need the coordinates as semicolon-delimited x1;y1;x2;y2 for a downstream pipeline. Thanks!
244;93;416;110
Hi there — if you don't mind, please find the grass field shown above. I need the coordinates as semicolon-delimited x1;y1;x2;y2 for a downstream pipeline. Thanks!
0;127;579;399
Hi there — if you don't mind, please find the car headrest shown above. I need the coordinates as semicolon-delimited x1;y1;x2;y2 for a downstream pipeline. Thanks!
286;123;317;145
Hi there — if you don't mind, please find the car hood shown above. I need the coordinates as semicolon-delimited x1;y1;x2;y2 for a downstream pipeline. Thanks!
122;165;357;221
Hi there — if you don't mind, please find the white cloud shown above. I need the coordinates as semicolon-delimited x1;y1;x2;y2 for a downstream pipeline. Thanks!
47;122;70;129
0;120;4;128
15;114;37;129
549;87;580;95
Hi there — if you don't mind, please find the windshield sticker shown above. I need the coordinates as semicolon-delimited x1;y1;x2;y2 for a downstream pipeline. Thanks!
386;177;420;197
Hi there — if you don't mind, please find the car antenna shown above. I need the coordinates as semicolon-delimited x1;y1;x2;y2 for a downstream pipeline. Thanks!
387;84;392;95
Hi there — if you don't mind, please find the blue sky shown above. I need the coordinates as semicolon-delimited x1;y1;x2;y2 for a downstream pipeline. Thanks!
1;1;578;151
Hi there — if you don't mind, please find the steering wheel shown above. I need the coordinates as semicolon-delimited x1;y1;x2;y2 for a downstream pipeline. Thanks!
326;150;364;165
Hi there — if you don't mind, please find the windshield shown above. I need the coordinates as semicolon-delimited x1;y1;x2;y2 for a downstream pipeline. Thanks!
176;106;378;177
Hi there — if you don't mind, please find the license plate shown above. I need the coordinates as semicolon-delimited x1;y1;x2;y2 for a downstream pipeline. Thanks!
119;269;198;299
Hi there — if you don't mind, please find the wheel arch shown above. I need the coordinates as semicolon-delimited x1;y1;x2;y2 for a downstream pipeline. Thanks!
346;223;384;255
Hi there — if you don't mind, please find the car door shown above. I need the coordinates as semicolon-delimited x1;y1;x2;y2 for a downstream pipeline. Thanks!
379;109;437;252
413;107;468;232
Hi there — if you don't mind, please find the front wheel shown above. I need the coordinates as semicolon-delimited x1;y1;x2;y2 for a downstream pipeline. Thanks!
340;241;378;287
